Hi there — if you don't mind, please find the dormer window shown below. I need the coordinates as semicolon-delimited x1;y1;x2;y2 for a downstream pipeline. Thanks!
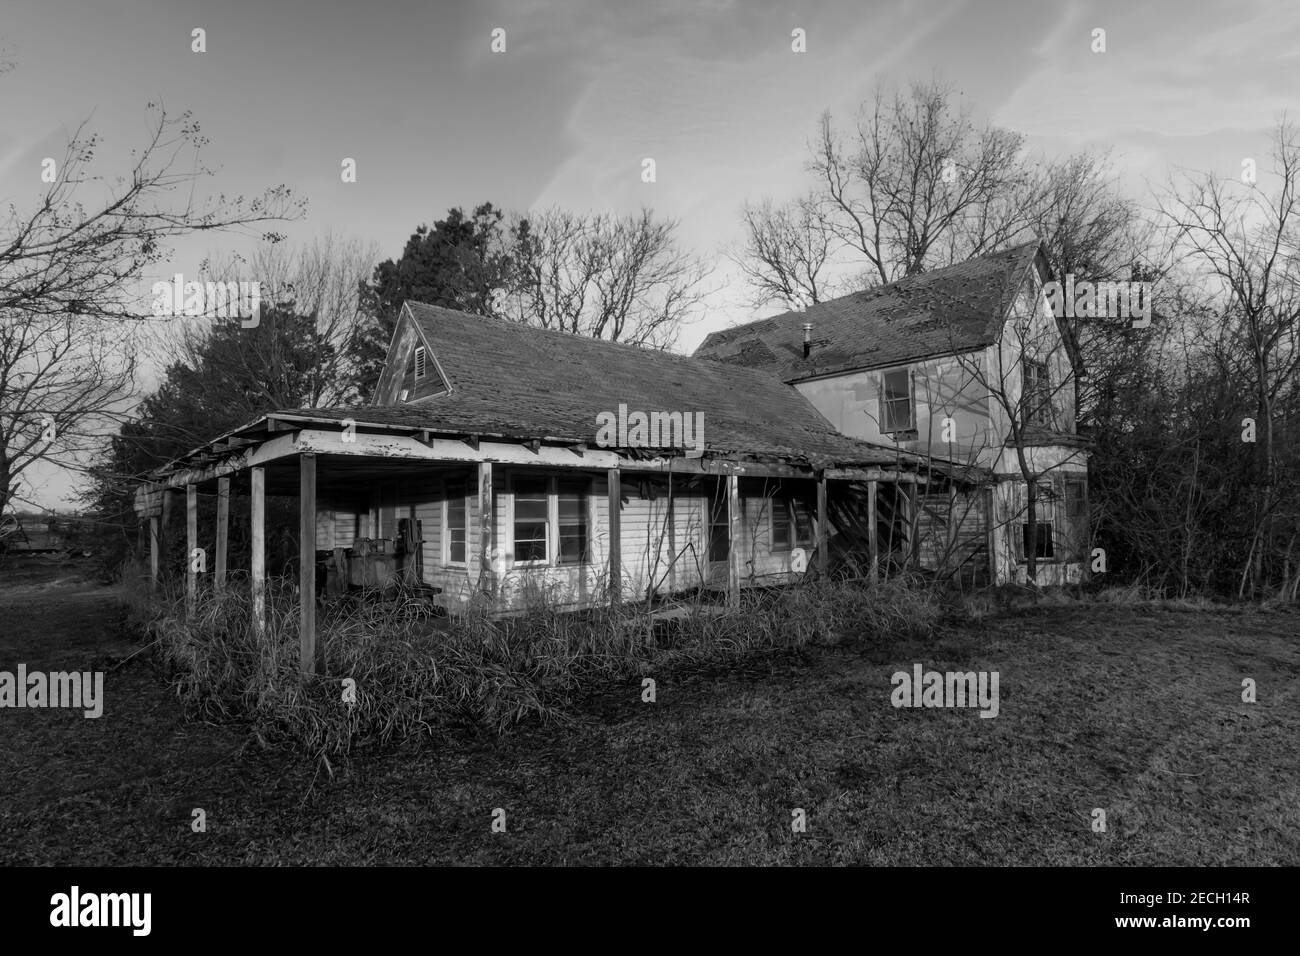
414;346;427;379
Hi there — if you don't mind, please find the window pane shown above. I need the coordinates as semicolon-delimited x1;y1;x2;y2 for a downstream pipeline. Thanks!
771;499;790;550
557;480;588;565
1023;523;1054;559
708;487;729;561
514;477;549;561
883;370;913;430
446;481;466;564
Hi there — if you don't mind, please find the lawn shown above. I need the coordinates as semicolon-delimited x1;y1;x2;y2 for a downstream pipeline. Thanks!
1;555;1296;865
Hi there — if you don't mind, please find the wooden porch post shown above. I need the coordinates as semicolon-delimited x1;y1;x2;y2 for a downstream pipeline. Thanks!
867;479;879;579
250;466;266;635
816;475;828;575
160;488;174;586
727;473;741;606
185;484;197;619
907;481;919;570
607;467;621;606
299;454;319;675
149;515;160;593
215;476;229;594
478;462;494;596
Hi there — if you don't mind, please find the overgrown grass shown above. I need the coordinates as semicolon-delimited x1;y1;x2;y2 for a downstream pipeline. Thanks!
132;571;940;765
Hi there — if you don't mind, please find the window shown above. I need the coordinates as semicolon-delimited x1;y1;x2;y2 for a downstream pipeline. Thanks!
881;368;915;433
445;479;467;565
1022;358;1051;427
770;495;814;551
1062;478;1087;560
707;485;729;562
556;479;589;565
512;476;549;563
414;346;427;379
1021;481;1056;561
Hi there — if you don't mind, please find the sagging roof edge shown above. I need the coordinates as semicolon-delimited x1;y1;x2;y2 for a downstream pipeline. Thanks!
139;410;985;487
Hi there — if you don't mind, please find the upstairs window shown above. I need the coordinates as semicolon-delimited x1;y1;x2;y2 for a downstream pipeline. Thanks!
414;346;427;379
1022;358;1052;427
881;368;915;433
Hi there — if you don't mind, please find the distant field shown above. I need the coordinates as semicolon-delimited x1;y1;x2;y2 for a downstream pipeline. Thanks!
1;553;1296;865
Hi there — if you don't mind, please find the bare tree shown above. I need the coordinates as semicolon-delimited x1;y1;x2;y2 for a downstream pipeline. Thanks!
0;104;304;516
1156;117;1300;593
810;78;1029;285
196;231;381;409
502;207;712;349
730;194;836;310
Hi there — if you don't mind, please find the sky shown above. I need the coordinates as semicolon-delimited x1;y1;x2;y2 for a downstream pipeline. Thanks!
3;0;1297;509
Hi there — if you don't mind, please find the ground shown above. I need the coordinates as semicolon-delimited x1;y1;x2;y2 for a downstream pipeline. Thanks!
1;553;1297;865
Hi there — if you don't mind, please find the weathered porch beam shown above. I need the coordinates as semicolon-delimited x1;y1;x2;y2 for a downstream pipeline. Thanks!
727;474;741;606
215;476;229;593
250;466;266;635
149;516;160;593
816;475;828;575
185;485;197;619
299;454;320;676
478;461;494;595
867;478;880;578
607;468;621;606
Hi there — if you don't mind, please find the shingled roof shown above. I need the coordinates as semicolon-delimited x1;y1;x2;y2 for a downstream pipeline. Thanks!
270;302;926;470
694;241;1046;382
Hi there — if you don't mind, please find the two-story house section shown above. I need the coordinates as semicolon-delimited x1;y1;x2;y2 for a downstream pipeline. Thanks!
695;241;1090;586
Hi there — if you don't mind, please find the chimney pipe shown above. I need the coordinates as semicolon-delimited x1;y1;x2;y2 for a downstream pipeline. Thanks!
802;322;813;359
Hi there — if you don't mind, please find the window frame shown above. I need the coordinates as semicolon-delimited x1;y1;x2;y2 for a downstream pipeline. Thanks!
501;473;594;568
769;492;814;553
1022;357;1052;428
881;367;916;434
442;476;469;567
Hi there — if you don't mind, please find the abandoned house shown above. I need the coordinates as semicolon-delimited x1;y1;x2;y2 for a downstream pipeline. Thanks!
134;239;1090;673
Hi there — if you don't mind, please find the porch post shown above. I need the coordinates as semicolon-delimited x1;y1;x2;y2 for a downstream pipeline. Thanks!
300;453;319;675
816;475;828;575
215;476;229;594
907;481;919;570
160;488;174;586
478;461;494;596
867;479;879;579
727;473;741;606
149;515;160;593
607;467;621;606
185;484;197;619
250;466;266;635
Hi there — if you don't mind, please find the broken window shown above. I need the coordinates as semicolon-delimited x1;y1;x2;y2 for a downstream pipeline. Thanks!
770;493;813;551
881;368;915;433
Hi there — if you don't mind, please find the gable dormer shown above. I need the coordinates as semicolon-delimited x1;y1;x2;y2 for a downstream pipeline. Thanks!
372;303;450;406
